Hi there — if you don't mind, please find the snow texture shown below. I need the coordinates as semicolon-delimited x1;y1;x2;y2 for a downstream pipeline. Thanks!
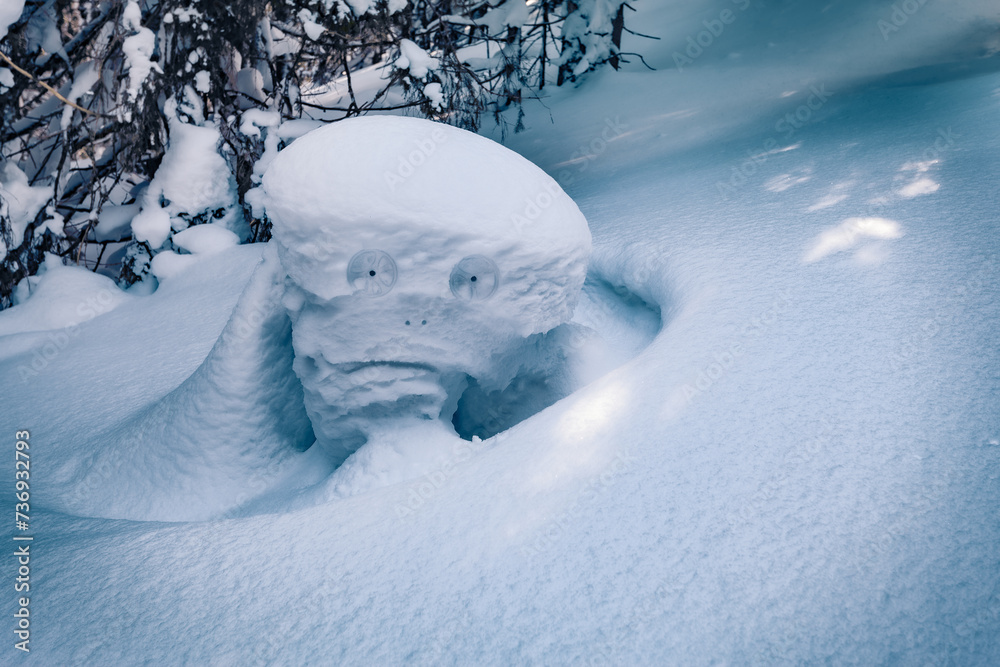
59;61;100;130
261;116;592;468
2;0;1000;664
130;205;171;247
298;9;325;40
194;70;211;93
172;223;239;255
0;256;129;336
41;245;315;520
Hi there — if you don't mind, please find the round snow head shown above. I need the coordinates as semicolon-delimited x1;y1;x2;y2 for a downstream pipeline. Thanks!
261;116;591;374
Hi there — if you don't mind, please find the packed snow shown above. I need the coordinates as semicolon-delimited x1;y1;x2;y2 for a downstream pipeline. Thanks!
1;0;999;664
261;116;592;473
0;256;130;338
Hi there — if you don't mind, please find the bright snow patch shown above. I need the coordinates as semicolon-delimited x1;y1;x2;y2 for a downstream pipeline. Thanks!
0;162;51;254
0;0;24;41
396;39;438;77
130;115;238;246
0;257;129;336
121;2;157;101
172;224;240;255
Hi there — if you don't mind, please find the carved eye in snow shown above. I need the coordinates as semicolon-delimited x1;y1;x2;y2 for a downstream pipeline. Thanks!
347;250;397;296
449;255;499;301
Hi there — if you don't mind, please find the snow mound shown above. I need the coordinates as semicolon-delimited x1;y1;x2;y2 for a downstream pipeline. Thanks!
172;223;240;255
130;115;240;248
261;115;592;329
0;257;130;336
260;116;593;468
47;245;317;521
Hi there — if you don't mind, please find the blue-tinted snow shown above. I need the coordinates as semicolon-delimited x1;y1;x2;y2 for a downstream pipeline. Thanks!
1;0;998;663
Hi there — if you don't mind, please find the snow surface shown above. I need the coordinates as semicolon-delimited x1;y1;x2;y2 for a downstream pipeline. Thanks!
2;0;1000;663
261;116;592;469
59;61;100;131
150;224;242;280
0;256;130;337
172;222;240;256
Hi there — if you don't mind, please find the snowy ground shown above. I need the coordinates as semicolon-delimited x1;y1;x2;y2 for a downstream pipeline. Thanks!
2;0;999;664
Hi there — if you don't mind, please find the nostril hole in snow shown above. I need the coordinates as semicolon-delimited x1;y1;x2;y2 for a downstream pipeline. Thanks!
369;270;376;276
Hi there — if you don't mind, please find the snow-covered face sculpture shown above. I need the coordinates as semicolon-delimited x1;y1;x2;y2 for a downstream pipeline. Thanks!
261;116;591;464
